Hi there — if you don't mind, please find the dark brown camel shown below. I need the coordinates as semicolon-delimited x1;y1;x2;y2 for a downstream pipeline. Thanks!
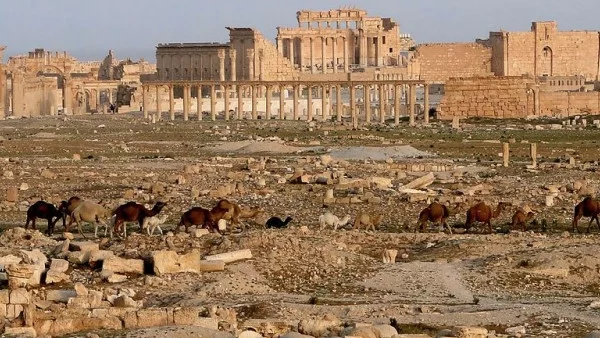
572;196;600;233
112;201;166;237
465;202;509;234
416;202;465;234
512;210;535;232
25;200;66;235
176;207;220;234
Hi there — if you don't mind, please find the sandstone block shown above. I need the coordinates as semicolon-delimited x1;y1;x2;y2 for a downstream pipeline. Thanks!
10;288;30;304
452;326;488;338
49;258;69;273
0;289;9;303
69;241;99;252
102;257;144;275
4;326;37;337
136;308;168;328
6;304;24;319
402;172;435;190
88;250;115;268
68;251;93;265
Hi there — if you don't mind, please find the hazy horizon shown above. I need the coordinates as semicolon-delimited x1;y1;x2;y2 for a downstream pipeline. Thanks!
2;0;599;63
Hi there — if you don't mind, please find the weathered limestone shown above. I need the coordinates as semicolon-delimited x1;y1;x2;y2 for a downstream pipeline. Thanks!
382;249;398;264
530;143;538;167
204;249;253;264
503;142;510;167
152;250;225;275
102;256;144;275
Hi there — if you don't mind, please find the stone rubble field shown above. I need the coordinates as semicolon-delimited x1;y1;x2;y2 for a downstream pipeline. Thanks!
1;114;600;337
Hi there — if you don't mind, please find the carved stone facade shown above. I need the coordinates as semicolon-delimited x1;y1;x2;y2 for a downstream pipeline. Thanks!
277;8;414;73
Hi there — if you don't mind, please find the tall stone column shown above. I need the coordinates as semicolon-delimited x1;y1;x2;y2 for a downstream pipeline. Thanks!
350;85;357;129
310;38;315;74
533;87;540;116
279;85;285;119
247;49;255;81
276;37;282;54
424;84;430;124
218;50;226;82
289;38;295;68
321;85;328;120
332;37;338;73
298;38;304;72
394;85;401;125
210;85;216;121
12;70;25;117
229;49;237;81
377;35;383;67
321;37;327;74
63;73;73;116
359;34;367;67
409;84;416;126
96;90;101;114
265;85;272;120
251;85;257;120
293;85;299;120
237;85;244;119
169;85;175;121
379;84;386;123
155;86;161;120
336;85;342;122
343;37;349;73
197;86;203;120
307;86;313;121
224;85;230;120
142;85;149;119
258;51;264;81
0;54;5;119
364;84;371;124
183;85;190;121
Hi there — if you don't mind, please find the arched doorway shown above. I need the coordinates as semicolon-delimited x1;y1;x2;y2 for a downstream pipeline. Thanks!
36;65;64;115
540;46;553;76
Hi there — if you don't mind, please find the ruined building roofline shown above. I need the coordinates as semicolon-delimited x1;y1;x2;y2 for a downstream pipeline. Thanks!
157;42;230;48
226;27;255;32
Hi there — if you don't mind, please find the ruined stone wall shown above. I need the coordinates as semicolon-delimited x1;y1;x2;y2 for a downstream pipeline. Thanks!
438;76;535;119
414;43;493;83
237;30;298;81
539;91;600;117
490;22;600;79
22;77;58;116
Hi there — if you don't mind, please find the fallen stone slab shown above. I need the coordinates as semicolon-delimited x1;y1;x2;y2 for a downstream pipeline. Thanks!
152;250;225;276
88;250;115;268
402;172;435;190
102;257;144;275
204;249;252;264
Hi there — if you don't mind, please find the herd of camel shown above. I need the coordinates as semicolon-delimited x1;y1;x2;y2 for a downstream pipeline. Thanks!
19;194;600;238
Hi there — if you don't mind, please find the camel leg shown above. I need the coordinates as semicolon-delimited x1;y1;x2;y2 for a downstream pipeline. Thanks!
487;221;493;234
572;215;582;233
443;220;453;235
587;217;595;233
595;216;600;232
75;217;87;240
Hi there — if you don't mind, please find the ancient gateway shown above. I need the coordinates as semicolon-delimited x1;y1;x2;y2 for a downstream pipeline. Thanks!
3;9;600;120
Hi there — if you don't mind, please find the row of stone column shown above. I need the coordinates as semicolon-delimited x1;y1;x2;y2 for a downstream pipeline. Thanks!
141;83;429;127
282;36;351;74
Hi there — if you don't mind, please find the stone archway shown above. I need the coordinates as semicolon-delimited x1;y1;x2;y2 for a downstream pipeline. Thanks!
540;46;553;76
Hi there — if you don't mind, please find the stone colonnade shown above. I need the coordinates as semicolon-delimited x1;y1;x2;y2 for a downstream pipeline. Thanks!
141;80;428;127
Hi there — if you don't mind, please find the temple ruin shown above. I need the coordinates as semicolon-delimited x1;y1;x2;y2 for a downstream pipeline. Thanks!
2;49;155;117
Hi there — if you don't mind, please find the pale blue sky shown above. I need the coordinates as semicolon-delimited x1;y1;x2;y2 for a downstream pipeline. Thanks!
1;0;598;62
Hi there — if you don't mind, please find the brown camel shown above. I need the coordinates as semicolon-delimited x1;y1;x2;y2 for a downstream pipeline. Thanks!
416;202;465;234
112;201;166;237
511;210;535;232
572;196;600;233
176;207;219;234
465;202;508;234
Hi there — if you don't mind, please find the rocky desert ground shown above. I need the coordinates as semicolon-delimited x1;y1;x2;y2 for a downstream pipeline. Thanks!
1;112;600;338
